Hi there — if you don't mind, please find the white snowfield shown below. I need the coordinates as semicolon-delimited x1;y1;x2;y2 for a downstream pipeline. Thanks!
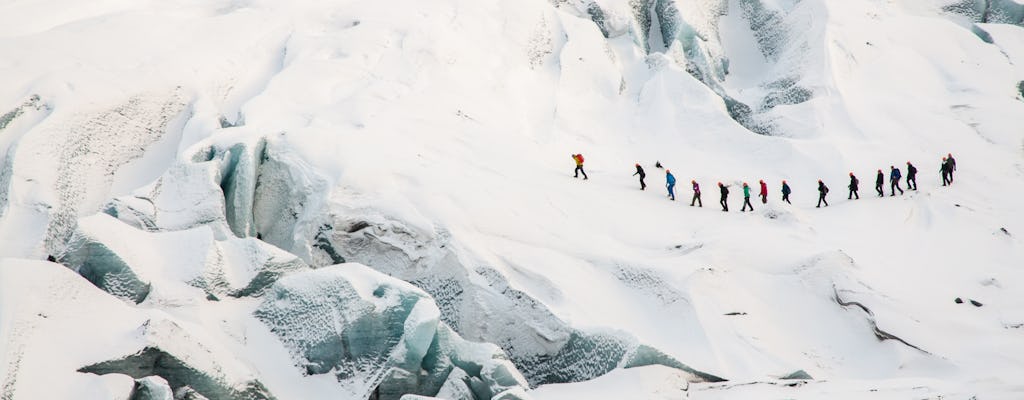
1;0;1023;399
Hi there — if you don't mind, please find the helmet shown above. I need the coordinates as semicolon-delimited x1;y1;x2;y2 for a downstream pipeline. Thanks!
666;169;671;173
782;180;787;184
849;172;854;176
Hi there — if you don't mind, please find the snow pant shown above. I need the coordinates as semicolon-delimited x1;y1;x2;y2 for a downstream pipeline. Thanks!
942;172;950;186
817;193;828;207
691;193;702;207
782;193;791;204
574;166;587;179
949;168;954;183
667;183;675;200
638;175;646;190
907;176;916;190
760;194;767;204
876;183;884;197
741;196;753;211
848;189;859;199
891;180;903;196
720;196;729;211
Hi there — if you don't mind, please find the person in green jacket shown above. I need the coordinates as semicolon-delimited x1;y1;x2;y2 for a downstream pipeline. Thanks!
741;182;754;212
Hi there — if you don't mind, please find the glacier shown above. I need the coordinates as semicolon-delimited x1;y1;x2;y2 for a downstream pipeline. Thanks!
2;0;1024;398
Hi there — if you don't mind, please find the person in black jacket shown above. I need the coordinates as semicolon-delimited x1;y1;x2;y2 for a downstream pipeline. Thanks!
848;172;859;200
875;169;884;197
633;163;646;190
781;180;792;204
817;180;829;208
719;182;729;212
941;157;952;186
906;161;917;190
946;153;957;183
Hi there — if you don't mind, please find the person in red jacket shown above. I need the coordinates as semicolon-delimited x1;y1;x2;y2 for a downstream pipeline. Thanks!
758;180;768;204
572;154;588;180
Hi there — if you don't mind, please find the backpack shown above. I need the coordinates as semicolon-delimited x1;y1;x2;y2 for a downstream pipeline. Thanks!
853;177;859;186
577;154;584;163
823;185;829;194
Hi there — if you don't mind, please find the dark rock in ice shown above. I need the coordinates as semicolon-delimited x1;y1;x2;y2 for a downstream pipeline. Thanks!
970;299;983;307
955;297;964;304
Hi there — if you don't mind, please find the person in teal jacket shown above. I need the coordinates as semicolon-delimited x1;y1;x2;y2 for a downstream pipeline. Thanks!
665;170;676;201
741;182;754;212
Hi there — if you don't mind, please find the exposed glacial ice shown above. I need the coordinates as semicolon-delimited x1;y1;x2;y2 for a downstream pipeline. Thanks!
254;264;529;399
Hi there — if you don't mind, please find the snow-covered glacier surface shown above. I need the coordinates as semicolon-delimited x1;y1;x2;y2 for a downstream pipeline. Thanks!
2;0;1024;398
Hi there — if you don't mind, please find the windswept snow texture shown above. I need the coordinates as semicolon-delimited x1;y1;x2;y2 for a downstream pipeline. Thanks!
2;0;1024;399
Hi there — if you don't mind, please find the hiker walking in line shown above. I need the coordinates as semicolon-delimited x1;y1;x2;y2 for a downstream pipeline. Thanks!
634;163;646;190
572;154;588;180
946;153;957;183
941;157;951;186
719;182;729;212
875;169;884;197
666;170;677;201
817;180;829;208
848;172;860;200
759;180;768;204
890;165;903;196
690;180;702;207
781;180;792;204
741;182;754;212
906;161;918;190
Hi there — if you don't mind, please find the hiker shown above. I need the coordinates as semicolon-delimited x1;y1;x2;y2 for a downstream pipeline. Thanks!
781;180;792;204
690;180;702;207
817;180;829;208
741;182;754;212
890;165;903;196
634;163;646;190
875;169;884;197
947;153;957;182
759;180;768;204
572;154;588;180
666;170;676;201
906;161;918;190
719;182;729;212
848;172;859;200
941;157;951;186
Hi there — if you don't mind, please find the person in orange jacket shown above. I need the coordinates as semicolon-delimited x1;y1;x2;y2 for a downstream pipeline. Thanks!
572;154;588;180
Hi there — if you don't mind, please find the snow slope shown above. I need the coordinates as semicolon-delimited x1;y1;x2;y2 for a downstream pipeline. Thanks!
1;0;1023;398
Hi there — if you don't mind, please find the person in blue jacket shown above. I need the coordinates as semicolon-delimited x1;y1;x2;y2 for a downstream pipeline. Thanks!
666;170;676;201
889;165;903;196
